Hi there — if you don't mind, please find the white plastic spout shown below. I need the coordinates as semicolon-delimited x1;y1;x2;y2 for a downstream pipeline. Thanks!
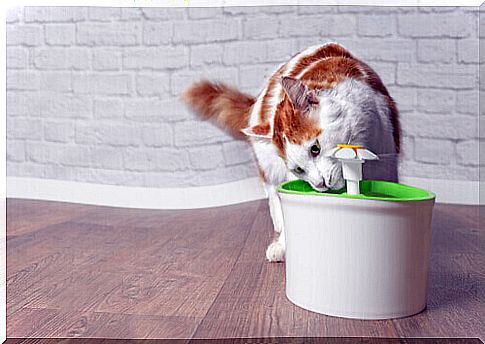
341;160;363;181
341;160;363;195
327;144;379;195
330;145;378;195
346;180;360;195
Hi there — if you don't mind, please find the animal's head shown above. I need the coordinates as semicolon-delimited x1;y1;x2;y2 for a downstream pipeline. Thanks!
243;75;388;192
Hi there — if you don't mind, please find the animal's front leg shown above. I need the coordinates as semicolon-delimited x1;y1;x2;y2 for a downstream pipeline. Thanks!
265;184;284;233
265;184;285;262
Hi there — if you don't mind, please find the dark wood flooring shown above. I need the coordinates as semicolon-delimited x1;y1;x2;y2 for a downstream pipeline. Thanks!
6;199;484;340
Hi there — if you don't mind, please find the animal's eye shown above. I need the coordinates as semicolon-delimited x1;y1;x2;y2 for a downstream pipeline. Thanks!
293;166;305;175
310;141;320;157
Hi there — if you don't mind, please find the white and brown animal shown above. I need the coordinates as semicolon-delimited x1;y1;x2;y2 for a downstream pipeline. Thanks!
183;42;401;262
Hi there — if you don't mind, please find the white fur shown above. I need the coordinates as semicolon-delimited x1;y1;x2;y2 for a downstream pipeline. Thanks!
248;85;267;127
266;232;285;262
284;78;398;193
294;45;331;79
245;43;398;263
266;45;323;124
265;184;284;234
249;44;332;132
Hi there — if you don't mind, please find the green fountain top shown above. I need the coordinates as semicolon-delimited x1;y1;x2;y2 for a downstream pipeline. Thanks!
278;180;435;203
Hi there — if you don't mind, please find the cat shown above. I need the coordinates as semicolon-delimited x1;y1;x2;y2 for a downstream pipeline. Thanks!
183;42;400;263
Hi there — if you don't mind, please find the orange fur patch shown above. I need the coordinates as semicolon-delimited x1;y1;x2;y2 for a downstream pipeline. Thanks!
251;122;271;136
301;57;363;88
288;43;354;79
258;44;353;125
272;98;322;158
183;80;255;140
267;44;400;157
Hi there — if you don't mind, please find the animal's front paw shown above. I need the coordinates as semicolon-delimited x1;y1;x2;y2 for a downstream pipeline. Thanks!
266;242;285;262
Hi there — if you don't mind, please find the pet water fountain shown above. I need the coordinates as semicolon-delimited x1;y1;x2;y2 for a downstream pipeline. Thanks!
278;144;436;320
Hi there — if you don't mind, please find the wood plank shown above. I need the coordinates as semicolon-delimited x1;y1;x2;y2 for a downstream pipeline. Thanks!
433;204;480;227
193;202;399;338
9;309;201;339
8;308;199;339
94;201;260;317
6;199;484;340
88;313;198;339
4;340;483;344
393;253;484;339
69;204;198;229
393;204;484;340
7;199;93;237
430;204;481;255
7;307;59;338
7;204;244;313
7;218;184;315
7;199;261;339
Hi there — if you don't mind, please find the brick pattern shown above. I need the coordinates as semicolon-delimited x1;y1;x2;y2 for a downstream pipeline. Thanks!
6;6;481;188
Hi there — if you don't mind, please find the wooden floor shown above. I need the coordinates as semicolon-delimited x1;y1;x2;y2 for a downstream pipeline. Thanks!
6;198;484;340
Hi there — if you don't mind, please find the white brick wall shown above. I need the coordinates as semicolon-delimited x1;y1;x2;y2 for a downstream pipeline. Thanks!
6;5;481;188
45;24;75;46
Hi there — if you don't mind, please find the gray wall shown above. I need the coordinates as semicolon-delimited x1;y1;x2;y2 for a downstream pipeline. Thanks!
6;6;480;188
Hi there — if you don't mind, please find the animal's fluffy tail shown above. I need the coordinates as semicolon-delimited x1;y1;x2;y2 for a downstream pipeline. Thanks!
182;81;255;140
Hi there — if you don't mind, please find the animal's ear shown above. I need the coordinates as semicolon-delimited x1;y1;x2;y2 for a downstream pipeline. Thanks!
241;124;273;139
281;76;319;112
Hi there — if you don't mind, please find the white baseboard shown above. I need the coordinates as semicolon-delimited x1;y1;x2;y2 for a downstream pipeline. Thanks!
6;176;482;209
6;177;267;209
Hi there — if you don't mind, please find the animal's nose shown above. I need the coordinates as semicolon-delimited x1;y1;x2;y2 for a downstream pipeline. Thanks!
316;180;326;189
